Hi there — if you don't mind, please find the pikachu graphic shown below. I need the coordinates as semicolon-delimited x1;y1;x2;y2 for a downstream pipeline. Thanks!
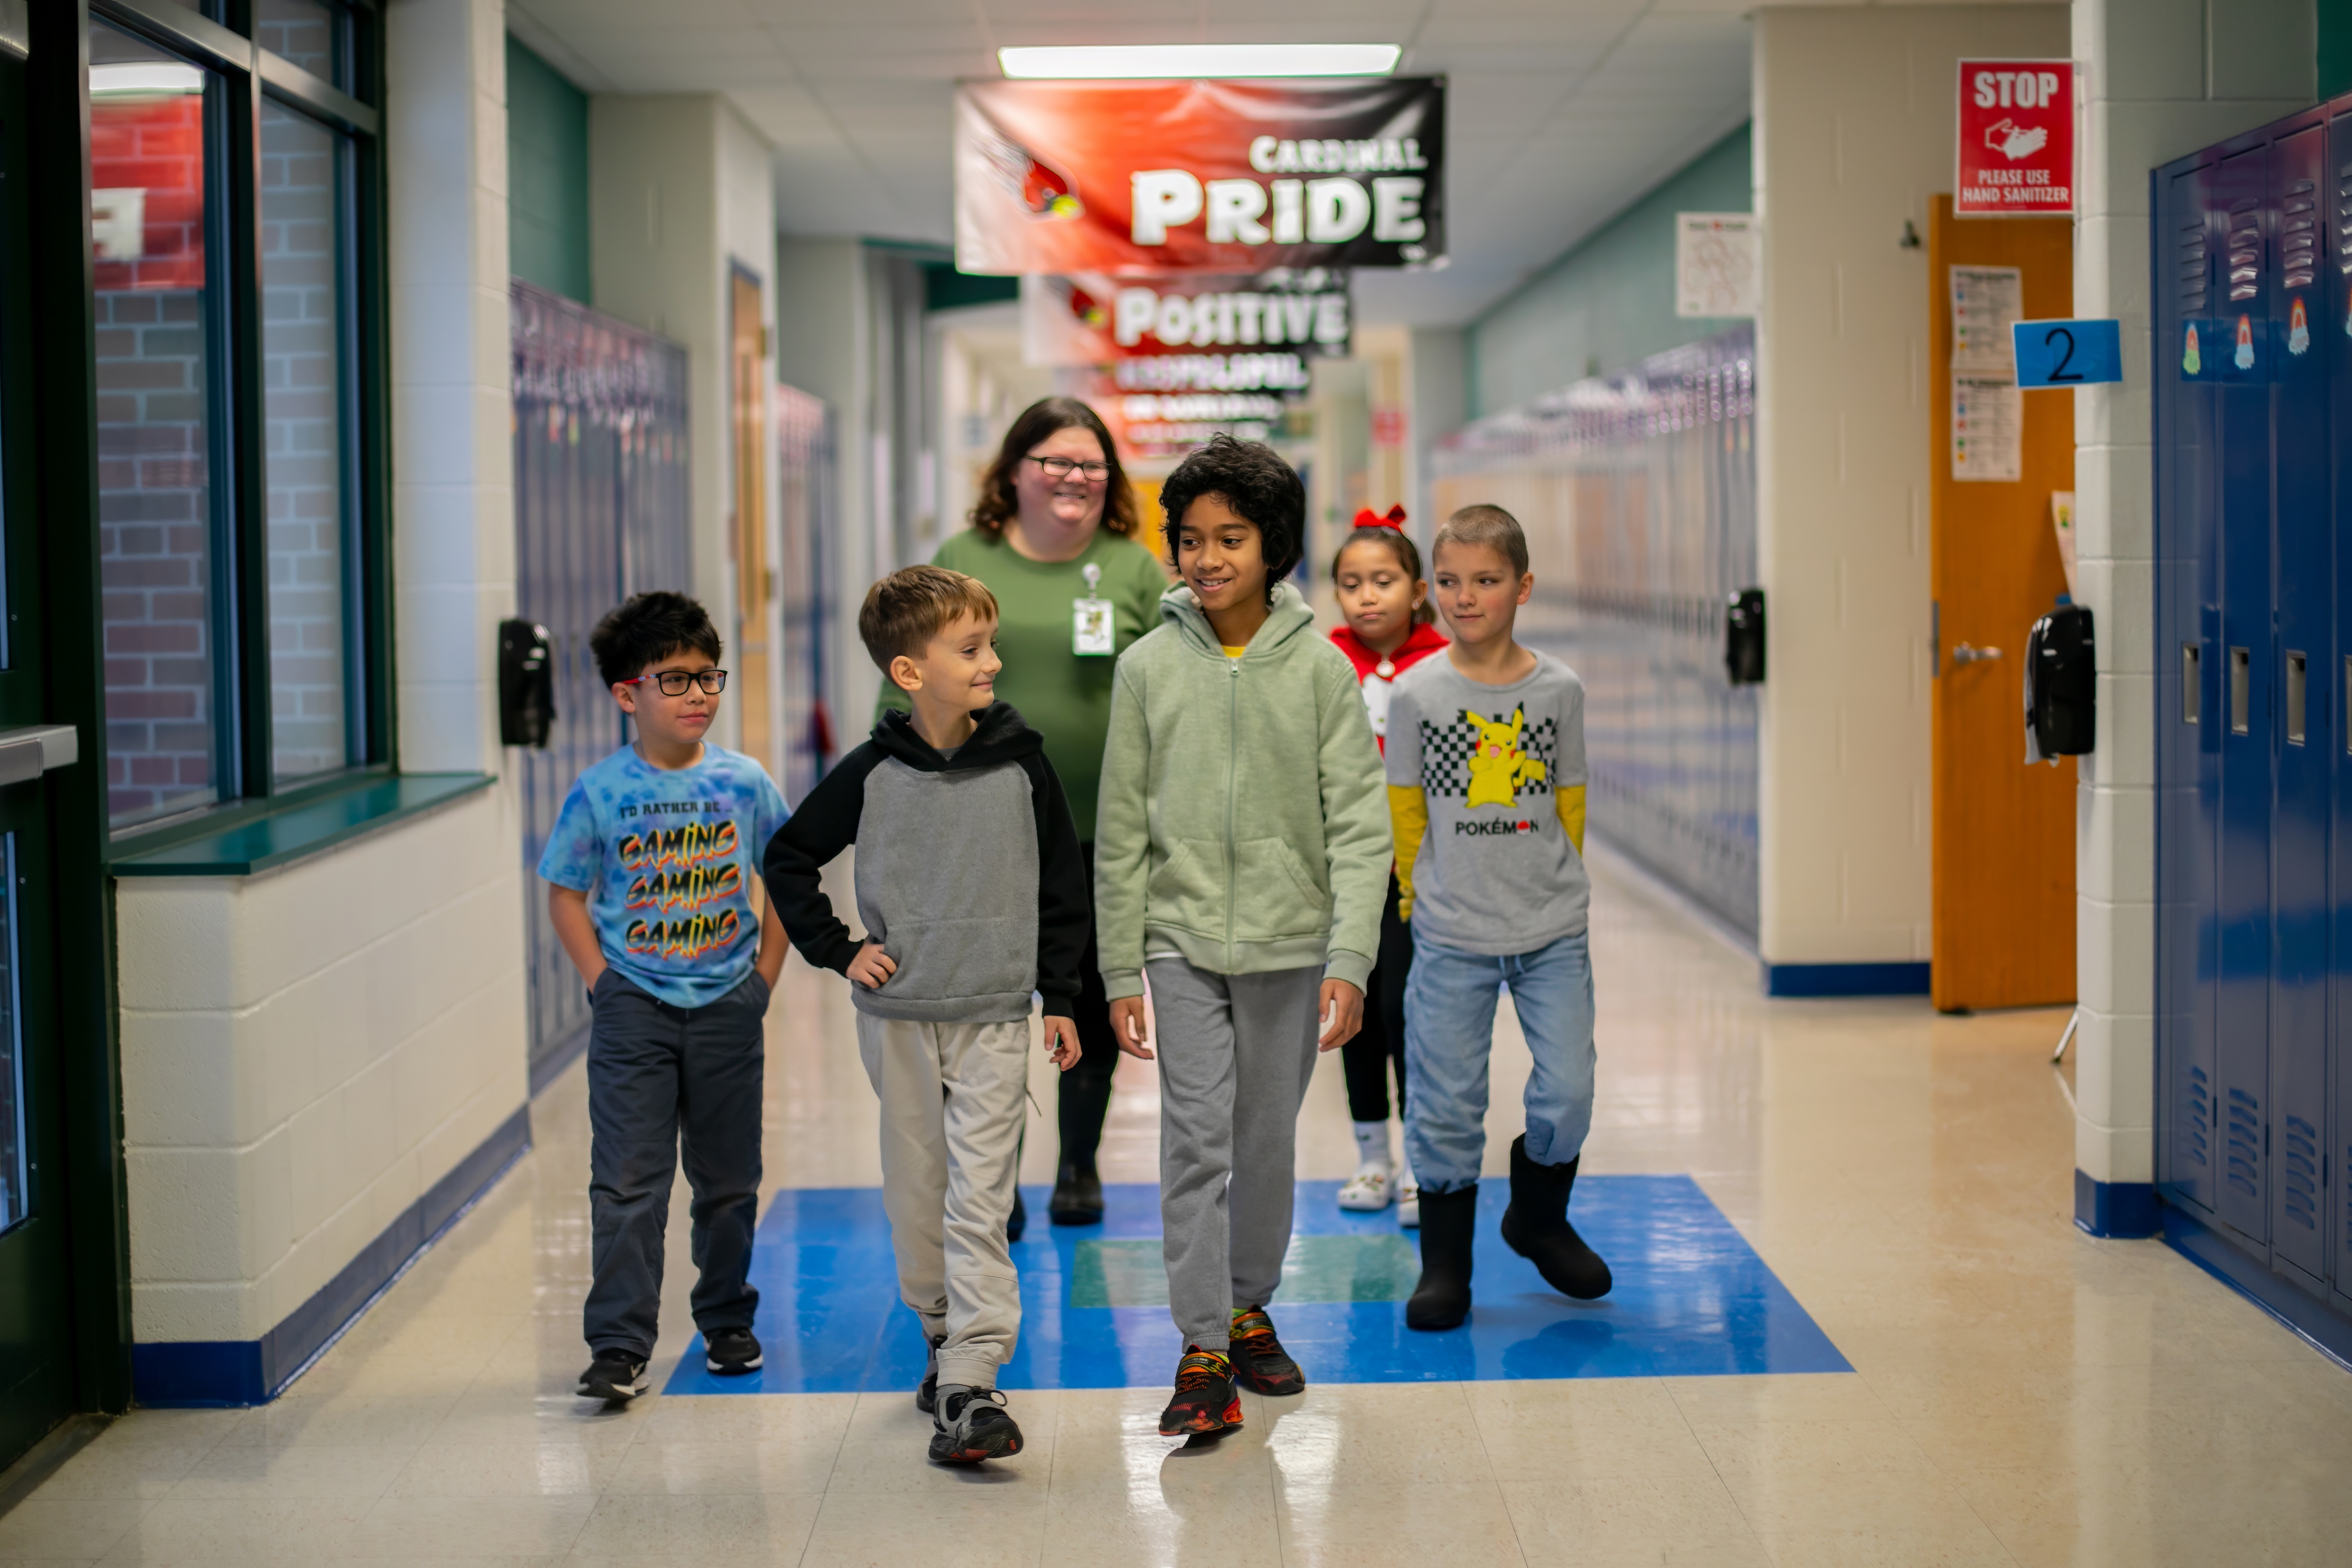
1463;707;1547;809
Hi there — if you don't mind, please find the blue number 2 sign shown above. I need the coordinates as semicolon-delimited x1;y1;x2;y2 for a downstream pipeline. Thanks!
2011;319;2122;388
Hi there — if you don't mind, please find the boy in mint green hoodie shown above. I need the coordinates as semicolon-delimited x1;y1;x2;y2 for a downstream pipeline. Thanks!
1095;435;1389;1436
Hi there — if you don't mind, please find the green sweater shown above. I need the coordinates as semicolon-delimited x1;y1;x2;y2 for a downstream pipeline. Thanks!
1094;581;1389;999
878;527;1167;841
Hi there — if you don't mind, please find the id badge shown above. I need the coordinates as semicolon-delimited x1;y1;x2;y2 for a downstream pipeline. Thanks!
1073;598;1115;655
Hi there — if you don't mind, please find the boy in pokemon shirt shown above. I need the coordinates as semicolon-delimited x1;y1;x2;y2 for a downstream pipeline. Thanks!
1385;506;1613;1333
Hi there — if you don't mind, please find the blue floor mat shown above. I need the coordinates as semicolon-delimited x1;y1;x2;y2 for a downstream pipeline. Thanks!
663;1176;1848;1395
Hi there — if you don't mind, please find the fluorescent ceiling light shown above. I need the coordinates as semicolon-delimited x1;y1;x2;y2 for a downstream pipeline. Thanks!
90;62;204;96
998;44;1401;80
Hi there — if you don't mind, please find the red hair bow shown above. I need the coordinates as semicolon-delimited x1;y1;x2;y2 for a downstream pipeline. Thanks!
1352;504;1408;531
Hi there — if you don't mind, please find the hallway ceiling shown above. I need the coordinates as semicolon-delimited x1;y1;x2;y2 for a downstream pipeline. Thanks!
509;0;1758;326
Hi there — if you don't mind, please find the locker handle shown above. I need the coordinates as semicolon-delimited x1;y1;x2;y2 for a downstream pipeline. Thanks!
2230;647;2250;735
2286;652;2307;746
2181;643;2199;725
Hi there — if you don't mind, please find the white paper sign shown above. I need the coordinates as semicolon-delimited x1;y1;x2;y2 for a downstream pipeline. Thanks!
1950;265;2023;376
1675;213;1760;318
1953;376;2022;482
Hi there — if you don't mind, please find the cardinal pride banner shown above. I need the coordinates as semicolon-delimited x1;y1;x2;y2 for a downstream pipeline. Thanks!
956;77;1446;275
1020;270;1351;364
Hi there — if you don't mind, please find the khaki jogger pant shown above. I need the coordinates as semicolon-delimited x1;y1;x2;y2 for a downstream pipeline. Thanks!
854;1012;1030;1390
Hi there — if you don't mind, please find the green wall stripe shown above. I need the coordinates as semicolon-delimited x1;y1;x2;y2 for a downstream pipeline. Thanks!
505;35;591;305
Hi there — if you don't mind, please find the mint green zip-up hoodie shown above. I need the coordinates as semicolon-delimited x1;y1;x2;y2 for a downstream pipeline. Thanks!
1094;580;1389;1000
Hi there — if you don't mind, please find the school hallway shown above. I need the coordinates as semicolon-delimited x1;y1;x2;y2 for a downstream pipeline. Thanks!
4;848;2342;1567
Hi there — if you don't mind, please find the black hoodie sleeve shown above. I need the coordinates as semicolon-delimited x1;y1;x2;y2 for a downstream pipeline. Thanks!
1019;752;1090;1014
761;743;885;977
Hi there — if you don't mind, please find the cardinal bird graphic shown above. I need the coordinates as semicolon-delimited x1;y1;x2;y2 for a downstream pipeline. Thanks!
977;132;1082;222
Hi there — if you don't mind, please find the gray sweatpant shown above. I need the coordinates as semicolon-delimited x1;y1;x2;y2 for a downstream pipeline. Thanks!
1147;957;1324;1352
855;1012;1030;1390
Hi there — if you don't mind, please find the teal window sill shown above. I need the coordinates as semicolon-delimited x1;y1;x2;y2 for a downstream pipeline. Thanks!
109;773;497;878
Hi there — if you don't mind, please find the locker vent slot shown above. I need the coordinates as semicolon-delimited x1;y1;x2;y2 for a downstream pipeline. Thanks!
2227;199;2262;300
2283;181;2318;286
2230;646;2250;734
2285;651;2306;745
2340;160;2352;270
2182;643;2199;724
2284;1115;2320;1229
2227;1087;2262;1197
2180;220;2209;306
2182;1066;2211;1168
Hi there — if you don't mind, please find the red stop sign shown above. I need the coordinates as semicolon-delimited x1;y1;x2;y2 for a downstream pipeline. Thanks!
1956;60;2075;217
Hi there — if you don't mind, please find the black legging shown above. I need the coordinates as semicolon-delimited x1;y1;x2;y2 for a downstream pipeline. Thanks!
1057;843;1121;1172
1340;871;1412;1125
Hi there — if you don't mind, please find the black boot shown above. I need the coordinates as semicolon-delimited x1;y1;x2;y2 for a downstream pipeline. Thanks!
1007;1187;1027;1243
1048;1159;1104;1225
1499;1136;1611;1300
1405;1185;1478;1331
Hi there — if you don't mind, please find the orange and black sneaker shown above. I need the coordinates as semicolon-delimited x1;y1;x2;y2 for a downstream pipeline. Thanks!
1229;1305;1306;1395
1158;1345;1242;1435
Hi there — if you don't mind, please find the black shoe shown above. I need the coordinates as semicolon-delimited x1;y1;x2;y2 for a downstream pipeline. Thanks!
577;1349;650;1401
1406;1185;1478;1331
915;1333;946;1414
929;1385;1024;1464
1049;1160;1105;1225
1499;1136;1613;1300
704;1327;763;1375
1229;1305;1306;1395
1158;1345;1241;1435
1007;1187;1027;1243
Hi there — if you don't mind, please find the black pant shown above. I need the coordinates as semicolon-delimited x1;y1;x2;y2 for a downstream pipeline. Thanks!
1341;871;1412;1124
1057;843;1120;1173
583;968;769;1358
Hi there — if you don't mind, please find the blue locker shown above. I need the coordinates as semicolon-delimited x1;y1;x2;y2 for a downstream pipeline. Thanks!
2157;160;2219;1215
2214;144;2274;1248
2268;125;2330;1286
2333;109;2352;1311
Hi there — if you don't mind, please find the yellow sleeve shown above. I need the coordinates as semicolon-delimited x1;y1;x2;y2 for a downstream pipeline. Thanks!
1556;784;1586;856
1387;785;1429;920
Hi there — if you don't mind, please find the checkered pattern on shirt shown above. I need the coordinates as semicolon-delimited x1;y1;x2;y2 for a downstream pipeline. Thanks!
1416;711;1560;801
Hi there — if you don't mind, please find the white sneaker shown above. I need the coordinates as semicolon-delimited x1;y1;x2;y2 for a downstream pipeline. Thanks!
1396;1169;1421;1229
1337;1163;1394;1211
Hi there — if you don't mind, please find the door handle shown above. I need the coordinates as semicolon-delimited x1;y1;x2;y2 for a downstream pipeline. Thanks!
1951;643;2004;665
0;724;78;787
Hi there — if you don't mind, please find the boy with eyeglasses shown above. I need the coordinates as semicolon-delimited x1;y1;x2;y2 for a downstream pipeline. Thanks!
539;591;792;1403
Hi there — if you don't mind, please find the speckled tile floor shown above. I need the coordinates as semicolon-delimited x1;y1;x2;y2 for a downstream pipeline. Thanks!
9;848;2350;1566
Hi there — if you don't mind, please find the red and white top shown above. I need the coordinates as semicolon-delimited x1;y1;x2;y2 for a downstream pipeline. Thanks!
1330;621;1449;753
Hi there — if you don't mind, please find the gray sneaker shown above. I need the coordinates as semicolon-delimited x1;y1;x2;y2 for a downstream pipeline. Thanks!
927;1385;1023;1464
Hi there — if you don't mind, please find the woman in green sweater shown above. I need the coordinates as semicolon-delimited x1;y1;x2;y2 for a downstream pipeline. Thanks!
883;397;1167;1230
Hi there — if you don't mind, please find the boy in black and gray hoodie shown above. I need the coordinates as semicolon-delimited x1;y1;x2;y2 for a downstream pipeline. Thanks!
763;565;1088;1466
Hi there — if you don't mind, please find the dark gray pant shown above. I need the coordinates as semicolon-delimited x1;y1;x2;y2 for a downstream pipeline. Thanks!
583;969;770;1359
1147;957;1324;1352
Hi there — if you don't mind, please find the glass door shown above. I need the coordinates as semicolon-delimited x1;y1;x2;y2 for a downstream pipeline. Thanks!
0;36;77;1469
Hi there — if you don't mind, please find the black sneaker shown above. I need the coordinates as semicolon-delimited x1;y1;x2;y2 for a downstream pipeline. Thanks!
1229;1305;1306;1395
1157;1345;1241;1436
577;1349;649;1401
915;1333;946;1414
928;1385;1024;1464
1049;1161;1105;1225
704;1327;763;1375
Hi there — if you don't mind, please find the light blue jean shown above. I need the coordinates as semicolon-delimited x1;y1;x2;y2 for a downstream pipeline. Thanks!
1403;929;1596;1194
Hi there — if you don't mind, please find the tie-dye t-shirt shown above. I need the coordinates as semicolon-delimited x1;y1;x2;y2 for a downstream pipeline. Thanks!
536;743;791;1008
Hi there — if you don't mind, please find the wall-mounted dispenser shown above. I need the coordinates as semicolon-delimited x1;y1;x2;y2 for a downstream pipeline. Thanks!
1725;587;1766;685
499;618;557;748
2023;601;2093;761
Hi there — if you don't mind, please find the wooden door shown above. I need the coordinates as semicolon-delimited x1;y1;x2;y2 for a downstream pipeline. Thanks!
1928;196;2077;1011
730;270;773;771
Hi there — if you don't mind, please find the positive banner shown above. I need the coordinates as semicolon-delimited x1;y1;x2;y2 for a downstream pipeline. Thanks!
956;77;1445;275
1955;59;2075;217
1021;269;1350;364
